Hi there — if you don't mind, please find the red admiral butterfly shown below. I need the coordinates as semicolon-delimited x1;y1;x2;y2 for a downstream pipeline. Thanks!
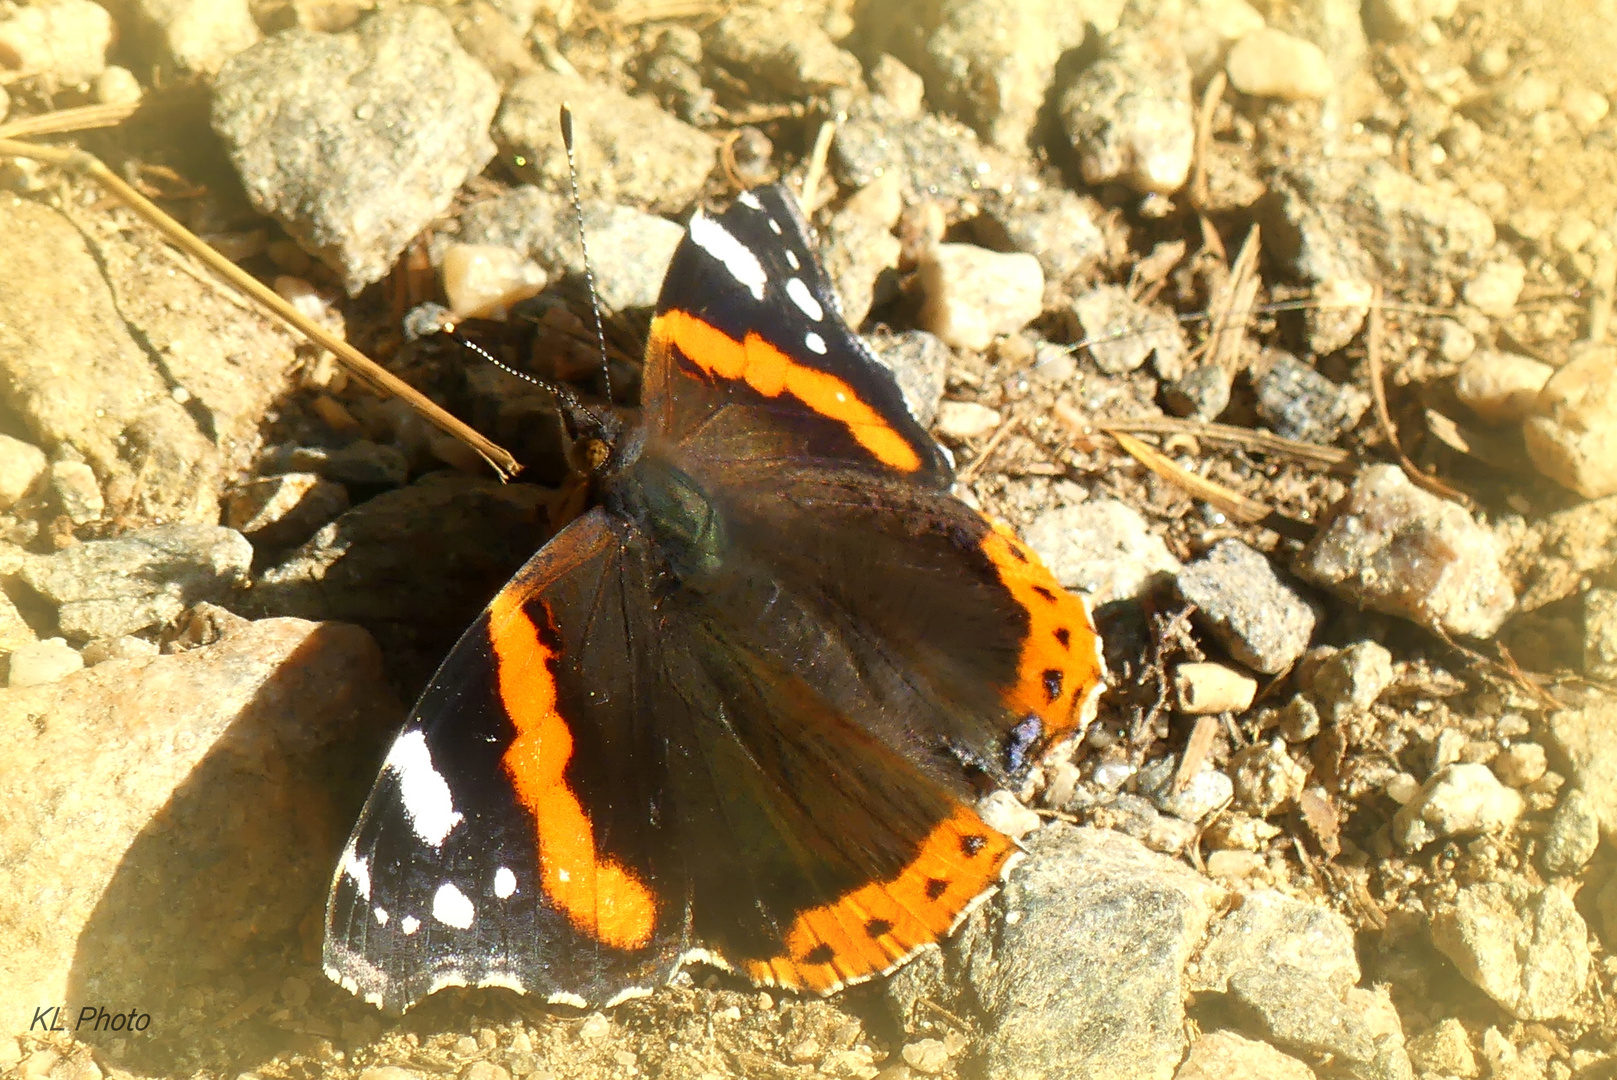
324;183;1105;1012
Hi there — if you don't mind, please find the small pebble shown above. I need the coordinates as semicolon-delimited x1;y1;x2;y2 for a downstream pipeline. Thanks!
7;638;84;687
1492;743;1547;788
1277;696;1321;742
1542;788;1600;875
933;401;1002;441
1562;86;1611;131
440;242;547;319
916;244;1044;351
94;64;142;105
1230;739;1308;817
80;635;160;665
1205;849;1266;879
0;0;113;84
577;1013;610;1041
1555;214;1599;256
1253;351;1370;444
1023;498;1181;604
1454;350;1554;423
1392;762;1523;851
901;1038;951;1075
1302;641;1394;723
1471;43;1510;81
1385;772;1421;805
1462;259;1527;317
48;460;104;524
1225;28;1334;100
1524;343;1617;498
1175;539;1316;674
1300;464;1515;638
1407;1017;1478;1077
977;790;1041;840
1586;588;1617;681
0;434;47;509
226;473;350;548
1173;662;1257;714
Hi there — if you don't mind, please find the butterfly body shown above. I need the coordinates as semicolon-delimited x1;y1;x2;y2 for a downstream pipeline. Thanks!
324;184;1105;1013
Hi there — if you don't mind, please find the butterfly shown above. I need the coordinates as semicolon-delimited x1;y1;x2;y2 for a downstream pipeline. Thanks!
323;183;1105;1012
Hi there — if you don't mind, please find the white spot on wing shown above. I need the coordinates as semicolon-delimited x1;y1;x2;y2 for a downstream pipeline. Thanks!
547;991;589;1008
342;849;372;900
737;191;763;209
785;249;800;270
373;906;388;926
494;866;517;899
605;986;654;1007
401;915;421;935
384;730;463;847
805;332;828;354
786;277;824;321
433;882;475;929
688;213;767;301
768;218;783;234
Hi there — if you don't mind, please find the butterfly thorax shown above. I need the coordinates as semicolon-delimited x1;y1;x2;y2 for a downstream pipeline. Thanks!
600;438;727;583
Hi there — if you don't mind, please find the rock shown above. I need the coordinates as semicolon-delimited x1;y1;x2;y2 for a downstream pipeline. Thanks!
1022;498;1181;604
1462;259;1528;317
1299;464;1515;638
1089;792;1202;854
705;6;862;97
1192;889;1360;997
916;244;1044;351
966;826;1225;1080
1175;1030;1317;1080
1071;285;1189;379
831;96;1025;209
1192;890;1409;1080
1405;1018;1478;1078
1138;757;1234;823
46;460;103;524
863;0;1088;151
6;638;83;688
1060;2;1195;195
495;70;716;213
1523;343;1617;499
934;401;1002;441
0;199;289;527
271;441;408;487
1173;662;1257;714
213;6;500;294
1301;641;1394;723
127;0;261;77
440;243;547;320
1515;497;1617;613
901;1038;952;1075
977;790;1042;840
1453;350;1554;423
1546;696;1617;839
93;64;142;105
1179;0;1266;82
1541;788;1600;875
867;330;950;427
1230;740;1308;817
820;176;903;328
1264;0;1368;96
0;589;36;656
18;526;253;642
1252;351;1370;444
1204;850;1266;879
1164;364;1234;420
0;0;113;85
80;636;159;666
0;436;46;509
1587;588;1617;680
990;187;1109;284
225;473;351;549
1175;540;1316;674
1392;762;1524;851
1563;86;1612;131
1429;881;1591;1021
1492;743;1546;788
1277;696;1321;741
1225;28;1333;100
0;618;402;1062
459;186;685;313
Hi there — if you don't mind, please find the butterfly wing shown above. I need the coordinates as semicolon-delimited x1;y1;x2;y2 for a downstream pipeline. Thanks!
640;184;954;485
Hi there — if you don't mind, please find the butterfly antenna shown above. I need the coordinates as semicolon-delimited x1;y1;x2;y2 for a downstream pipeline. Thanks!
559;103;613;405
439;320;607;443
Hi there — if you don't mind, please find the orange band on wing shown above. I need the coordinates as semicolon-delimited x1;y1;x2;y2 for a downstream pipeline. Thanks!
652;309;923;473
489;589;658;950
741;806;1015;993
978;520;1105;743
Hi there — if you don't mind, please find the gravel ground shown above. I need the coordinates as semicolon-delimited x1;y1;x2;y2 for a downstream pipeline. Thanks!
0;1;1614;1079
